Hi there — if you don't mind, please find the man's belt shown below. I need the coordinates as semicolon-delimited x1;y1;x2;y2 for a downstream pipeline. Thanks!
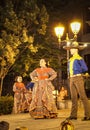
70;74;82;77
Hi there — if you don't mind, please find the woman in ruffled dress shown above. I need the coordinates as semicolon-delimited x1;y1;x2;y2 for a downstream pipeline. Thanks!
29;59;57;119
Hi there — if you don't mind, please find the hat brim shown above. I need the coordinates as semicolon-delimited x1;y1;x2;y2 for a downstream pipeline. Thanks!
63;45;86;50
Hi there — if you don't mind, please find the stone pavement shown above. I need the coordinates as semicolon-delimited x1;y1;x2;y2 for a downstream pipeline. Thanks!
0;108;90;130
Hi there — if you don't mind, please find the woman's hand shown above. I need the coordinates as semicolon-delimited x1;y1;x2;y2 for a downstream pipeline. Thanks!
34;77;38;81
45;78;49;81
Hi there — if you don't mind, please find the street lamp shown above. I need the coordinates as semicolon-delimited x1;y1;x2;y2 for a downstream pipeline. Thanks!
70;22;81;41
55;21;81;46
55;26;64;48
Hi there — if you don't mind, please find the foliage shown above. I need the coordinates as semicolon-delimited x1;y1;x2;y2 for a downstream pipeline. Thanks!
0;0;49;95
0;96;14;114
0;0;49;77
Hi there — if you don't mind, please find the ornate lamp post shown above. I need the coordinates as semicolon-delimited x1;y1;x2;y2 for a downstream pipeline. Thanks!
54;21;81;105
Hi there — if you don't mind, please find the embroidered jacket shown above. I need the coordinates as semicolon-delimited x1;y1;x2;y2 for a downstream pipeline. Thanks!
68;54;88;76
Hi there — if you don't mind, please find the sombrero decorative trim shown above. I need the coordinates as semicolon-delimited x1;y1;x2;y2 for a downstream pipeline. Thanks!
63;41;86;50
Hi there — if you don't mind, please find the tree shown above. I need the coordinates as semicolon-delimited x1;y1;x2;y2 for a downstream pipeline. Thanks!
0;0;49;96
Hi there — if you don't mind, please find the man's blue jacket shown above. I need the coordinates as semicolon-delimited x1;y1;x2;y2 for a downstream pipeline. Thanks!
68;54;88;76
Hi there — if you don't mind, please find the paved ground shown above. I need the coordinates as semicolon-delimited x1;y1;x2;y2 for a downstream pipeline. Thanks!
0;108;90;130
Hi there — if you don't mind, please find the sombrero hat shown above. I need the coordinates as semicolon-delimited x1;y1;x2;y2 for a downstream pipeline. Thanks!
63;41;86;50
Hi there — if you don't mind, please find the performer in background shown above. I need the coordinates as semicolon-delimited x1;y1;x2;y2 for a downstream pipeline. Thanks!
13;76;27;113
58;86;68;100
29;58;57;119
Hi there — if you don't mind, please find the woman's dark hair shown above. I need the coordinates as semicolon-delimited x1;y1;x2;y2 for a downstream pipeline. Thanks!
14;76;22;82
40;58;50;67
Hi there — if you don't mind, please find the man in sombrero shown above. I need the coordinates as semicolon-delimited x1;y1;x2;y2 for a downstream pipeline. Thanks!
63;41;90;121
